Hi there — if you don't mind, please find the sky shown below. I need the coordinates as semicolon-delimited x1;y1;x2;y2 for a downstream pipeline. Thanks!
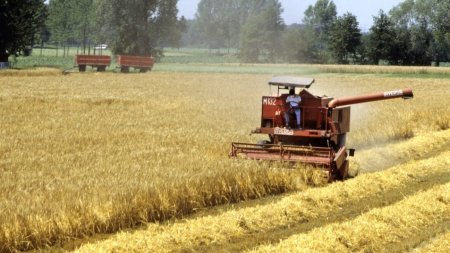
177;0;404;32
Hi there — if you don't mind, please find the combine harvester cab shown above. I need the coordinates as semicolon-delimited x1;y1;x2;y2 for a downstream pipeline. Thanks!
230;76;414;181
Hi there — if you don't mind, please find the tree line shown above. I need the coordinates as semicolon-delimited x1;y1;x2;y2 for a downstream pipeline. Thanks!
185;0;450;65
1;0;450;66
1;0;185;62
44;0;186;58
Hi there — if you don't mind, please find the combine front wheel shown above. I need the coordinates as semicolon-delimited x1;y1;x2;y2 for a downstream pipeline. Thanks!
329;160;349;181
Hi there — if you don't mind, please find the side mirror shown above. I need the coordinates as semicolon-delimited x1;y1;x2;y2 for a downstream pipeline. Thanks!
348;149;355;157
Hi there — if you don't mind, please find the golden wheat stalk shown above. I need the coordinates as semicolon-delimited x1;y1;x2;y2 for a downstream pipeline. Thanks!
73;151;450;252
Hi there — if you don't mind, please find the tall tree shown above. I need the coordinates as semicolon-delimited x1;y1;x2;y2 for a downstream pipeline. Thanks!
47;0;100;55
302;0;337;62
409;18;433;65
99;0;180;56
196;0;241;52
328;13;361;64
282;25;317;63
0;0;46;62
72;0;97;54
389;0;450;66
181;19;204;47
152;0;186;48
195;0;283;53
389;0;428;65
239;0;284;62
367;11;396;64
163;16;187;49
429;0;450;66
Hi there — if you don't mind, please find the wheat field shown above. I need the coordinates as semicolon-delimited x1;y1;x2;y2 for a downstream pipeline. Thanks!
0;68;449;252
74;149;450;252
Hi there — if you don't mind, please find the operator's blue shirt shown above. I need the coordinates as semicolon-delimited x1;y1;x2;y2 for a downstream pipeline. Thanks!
286;95;301;108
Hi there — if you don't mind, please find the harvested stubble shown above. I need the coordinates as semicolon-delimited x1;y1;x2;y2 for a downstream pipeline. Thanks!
251;182;450;253
0;67;62;77
73;151;450;253
0;71;449;251
412;231;450;253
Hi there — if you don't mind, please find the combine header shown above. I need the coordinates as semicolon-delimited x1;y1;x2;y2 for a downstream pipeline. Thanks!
230;76;413;180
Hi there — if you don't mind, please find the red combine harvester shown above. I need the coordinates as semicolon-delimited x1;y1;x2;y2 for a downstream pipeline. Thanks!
75;55;111;72
230;76;414;181
117;55;155;73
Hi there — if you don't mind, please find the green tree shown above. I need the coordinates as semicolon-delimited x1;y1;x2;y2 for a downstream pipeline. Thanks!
429;0;450;66
409;18;433;65
196;0;242;52
389;0;450;66
99;0;180;57
181;19;204;47
0;0;46;62
194;0;285;53
355;33;370;64
303;0;337;61
367;11;396;64
72;0;97;54
239;0;284;62
388;25;413;65
34;4;51;56
47;0;76;56
328;13;361;64
282;25;317;63
152;1;186;48
164;16;188;49
47;0;100;55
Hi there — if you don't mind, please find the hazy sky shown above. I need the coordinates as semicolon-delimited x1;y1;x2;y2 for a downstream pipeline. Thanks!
178;0;404;32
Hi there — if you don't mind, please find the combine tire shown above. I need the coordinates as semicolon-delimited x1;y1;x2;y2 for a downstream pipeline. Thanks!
347;164;360;178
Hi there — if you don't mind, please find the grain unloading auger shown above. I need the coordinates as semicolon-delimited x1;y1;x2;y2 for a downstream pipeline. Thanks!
230;76;413;181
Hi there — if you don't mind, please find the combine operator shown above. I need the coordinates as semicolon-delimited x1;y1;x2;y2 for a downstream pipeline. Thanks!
285;89;302;129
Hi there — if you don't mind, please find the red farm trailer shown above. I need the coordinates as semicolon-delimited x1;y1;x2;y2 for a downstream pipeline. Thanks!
75;55;111;72
117;55;155;73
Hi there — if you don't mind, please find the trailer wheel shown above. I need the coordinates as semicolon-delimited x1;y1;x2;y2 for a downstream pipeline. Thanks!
97;66;106;72
78;65;86;72
139;68;148;73
120;66;129;73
